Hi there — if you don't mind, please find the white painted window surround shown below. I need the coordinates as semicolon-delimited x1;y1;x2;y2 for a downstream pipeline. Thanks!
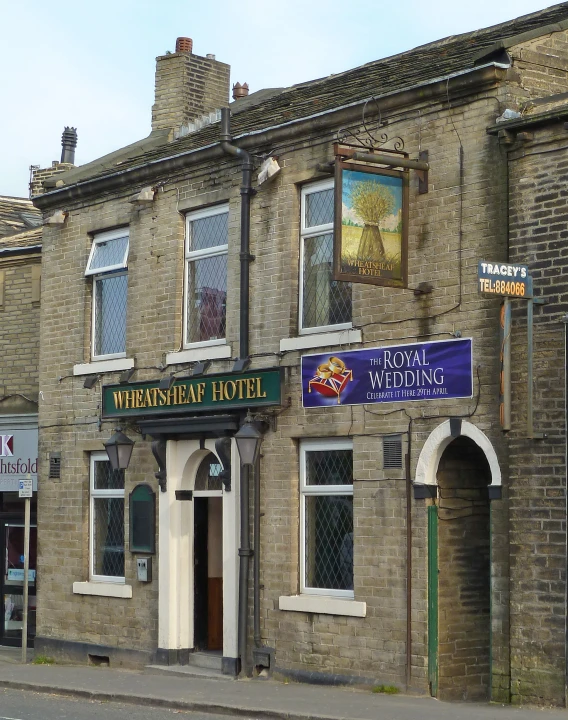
85;228;130;362
184;205;228;348
278;594;366;617
300;438;354;598
280;328;362;353
72;581;132;599
73;357;135;376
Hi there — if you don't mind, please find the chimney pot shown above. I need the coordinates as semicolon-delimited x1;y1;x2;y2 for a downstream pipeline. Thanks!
232;82;249;100
175;37;193;53
206;53;216;60
61;126;78;164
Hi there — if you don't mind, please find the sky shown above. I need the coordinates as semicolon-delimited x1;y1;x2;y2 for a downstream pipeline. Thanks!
0;0;560;197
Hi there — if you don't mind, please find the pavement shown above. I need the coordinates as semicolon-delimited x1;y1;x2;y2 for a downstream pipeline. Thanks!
0;645;566;720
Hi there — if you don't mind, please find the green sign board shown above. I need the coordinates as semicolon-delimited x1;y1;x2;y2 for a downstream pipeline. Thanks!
102;368;283;419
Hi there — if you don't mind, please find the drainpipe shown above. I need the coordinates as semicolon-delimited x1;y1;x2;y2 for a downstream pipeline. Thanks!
220;108;255;675
238;462;252;675
220;107;254;365
253;454;261;649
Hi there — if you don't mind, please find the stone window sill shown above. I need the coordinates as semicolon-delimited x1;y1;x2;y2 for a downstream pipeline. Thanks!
166;344;232;365
278;594;366;617
73;581;132;599
73;358;135;376
280;329;362;353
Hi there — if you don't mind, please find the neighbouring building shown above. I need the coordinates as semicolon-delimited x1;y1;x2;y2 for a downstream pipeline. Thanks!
31;5;568;706
0;200;41;648
0;130;77;650
486;101;568;704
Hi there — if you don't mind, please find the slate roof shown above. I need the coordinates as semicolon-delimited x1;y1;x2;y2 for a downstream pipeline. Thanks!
46;2;568;190
0;196;42;239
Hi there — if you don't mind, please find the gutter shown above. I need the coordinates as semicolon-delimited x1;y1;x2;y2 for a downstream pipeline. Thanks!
487;106;568;135
0;245;42;258
34;63;508;211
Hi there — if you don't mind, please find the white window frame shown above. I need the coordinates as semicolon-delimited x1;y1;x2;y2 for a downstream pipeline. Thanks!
89;451;125;584
299;179;352;336
300;438;354;598
184;204;229;349
85;228;129;361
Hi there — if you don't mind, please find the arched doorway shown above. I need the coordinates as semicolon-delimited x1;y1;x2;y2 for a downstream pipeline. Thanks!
433;436;491;701
193;452;223;652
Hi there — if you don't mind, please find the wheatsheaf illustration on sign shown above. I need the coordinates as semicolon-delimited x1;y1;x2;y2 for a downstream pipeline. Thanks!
334;160;408;288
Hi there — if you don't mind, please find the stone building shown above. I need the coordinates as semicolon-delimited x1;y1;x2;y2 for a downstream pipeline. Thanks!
32;5;568;705
0;131;77;650
0;204;41;648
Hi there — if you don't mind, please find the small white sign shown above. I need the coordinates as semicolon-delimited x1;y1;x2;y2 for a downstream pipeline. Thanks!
18;478;33;498
7;568;35;582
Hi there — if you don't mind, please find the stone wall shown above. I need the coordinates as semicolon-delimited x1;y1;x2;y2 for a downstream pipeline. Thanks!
0;251;41;413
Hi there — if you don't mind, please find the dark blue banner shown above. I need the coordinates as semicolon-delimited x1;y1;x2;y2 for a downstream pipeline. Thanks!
301;339;472;407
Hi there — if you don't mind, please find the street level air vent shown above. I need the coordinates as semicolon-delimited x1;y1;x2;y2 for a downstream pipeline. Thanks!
49;452;61;479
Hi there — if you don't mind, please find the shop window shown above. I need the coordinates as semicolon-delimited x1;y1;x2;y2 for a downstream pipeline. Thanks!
85;228;129;360
300;439;354;597
90;452;125;582
184;206;228;347
300;180;351;334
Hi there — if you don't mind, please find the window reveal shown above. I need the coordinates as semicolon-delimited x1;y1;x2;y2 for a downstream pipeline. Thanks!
90;452;125;582
300;439;354;597
300;181;351;333
85;229;129;360
185;206;228;347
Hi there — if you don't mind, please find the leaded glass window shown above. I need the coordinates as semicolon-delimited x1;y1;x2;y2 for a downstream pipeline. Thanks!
85;229;129;360
185;206;228;346
194;452;223;493
90;453;125;582
300;181;351;333
300;439;354;597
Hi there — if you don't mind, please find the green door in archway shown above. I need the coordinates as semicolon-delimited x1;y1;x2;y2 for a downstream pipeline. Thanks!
428;505;438;697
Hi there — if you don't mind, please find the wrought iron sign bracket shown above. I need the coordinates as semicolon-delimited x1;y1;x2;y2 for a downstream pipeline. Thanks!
334;144;430;193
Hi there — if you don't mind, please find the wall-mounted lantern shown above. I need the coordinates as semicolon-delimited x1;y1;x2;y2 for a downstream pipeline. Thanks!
234;413;263;467
104;427;134;471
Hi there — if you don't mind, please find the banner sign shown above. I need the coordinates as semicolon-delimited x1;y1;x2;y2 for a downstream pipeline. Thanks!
302;339;472;407
333;158;408;288
102;368;283;419
0;427;38;493
478;261;533;298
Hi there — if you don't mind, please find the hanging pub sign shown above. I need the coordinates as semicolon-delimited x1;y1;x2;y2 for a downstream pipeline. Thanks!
333;157;408;288
302;338;472;408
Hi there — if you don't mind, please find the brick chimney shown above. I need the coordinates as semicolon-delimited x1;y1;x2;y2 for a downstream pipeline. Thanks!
151;37;230;132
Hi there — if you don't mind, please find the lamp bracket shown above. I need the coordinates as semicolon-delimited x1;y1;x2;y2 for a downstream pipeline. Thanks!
251;413;272;433
151;438;167;492
214;436;232;492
